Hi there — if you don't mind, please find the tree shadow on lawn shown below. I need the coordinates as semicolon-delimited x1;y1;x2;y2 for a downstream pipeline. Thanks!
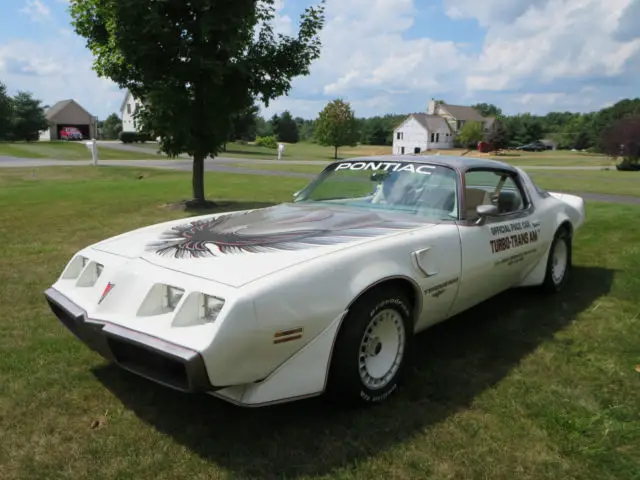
93;265;614;479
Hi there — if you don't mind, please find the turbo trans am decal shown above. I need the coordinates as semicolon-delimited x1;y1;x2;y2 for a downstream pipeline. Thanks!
146;205;426;259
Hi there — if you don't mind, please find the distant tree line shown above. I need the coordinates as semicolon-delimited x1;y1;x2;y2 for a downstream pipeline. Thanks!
229;97;639;162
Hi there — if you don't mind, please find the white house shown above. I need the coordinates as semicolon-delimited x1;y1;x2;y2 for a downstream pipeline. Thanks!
393;114;454;155
120;90;142;132
392;99;495;155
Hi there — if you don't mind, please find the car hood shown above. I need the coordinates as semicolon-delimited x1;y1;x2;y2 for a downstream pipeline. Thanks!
91;202;436;288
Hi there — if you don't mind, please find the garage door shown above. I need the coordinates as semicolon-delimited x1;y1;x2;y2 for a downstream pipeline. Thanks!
57;124;90;139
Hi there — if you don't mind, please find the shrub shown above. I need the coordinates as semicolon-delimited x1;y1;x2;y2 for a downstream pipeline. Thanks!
255;135;277;149
119;131;137;143
136;131;152;143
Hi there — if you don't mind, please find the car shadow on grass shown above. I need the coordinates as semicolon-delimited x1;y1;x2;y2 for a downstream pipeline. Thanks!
92;265;614;480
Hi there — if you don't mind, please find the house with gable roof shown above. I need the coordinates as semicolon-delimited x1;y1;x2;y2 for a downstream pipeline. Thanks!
392;99;495;155
38;99;98;141
120;90;143;133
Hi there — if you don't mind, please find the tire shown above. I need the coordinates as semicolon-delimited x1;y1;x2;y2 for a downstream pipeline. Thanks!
541;226;572;293
325;286;414;407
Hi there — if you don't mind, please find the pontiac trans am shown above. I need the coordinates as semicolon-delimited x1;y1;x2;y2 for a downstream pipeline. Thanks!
44;155;586;407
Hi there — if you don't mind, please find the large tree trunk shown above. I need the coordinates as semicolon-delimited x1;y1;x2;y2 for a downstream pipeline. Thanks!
192;151;205;202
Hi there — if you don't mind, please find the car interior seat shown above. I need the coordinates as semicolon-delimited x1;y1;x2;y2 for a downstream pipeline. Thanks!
465;188;493;219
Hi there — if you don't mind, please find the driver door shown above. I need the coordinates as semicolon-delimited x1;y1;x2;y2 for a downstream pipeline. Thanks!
451;168;541;316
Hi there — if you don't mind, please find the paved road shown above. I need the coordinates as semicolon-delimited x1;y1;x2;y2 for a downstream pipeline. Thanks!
1;155;638;205
0;153;616;170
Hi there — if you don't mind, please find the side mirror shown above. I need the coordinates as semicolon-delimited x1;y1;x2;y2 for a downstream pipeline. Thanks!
475;204;499;225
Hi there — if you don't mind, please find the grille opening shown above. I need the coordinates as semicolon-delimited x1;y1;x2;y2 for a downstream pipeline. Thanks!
107;337;189;391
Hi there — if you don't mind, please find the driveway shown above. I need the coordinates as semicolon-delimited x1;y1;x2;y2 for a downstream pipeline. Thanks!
0;156;317;179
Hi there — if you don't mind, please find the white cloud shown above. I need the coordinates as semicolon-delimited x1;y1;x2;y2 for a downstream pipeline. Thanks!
265;0;470;117
19;0;51;22
0;39;123;117
5;0;640;121
273;0;293;35
446;0;640;94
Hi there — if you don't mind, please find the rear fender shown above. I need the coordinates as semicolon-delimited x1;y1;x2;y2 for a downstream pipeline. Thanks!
517;204;579;288
548;192;585;231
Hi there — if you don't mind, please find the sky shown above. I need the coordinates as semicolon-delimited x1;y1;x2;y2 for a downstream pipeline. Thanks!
0;0;639;121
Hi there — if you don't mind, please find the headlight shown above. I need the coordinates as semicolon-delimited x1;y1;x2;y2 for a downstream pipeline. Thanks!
201;295;224;322
61;255;90;279
76;260;104;287
169;292;225;327
164;286;184;311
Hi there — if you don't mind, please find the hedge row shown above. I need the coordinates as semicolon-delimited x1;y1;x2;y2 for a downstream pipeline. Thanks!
119;131;153;143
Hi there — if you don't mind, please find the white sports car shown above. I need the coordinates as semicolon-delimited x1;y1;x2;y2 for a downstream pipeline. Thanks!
45;155;585;407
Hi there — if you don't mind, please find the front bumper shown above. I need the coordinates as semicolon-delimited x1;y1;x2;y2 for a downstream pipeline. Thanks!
44;287;218;394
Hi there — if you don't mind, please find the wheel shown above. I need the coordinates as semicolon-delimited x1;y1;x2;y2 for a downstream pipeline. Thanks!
325;286;414;407
541;226;572;292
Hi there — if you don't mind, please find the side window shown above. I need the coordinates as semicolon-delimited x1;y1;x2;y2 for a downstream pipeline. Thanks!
464;170;527;219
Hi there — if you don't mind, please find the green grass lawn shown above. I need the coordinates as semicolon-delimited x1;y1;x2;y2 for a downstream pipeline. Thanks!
491;150;615;167
0;141;164;160
108;140;615;167
1;167;639;479
215;142;615;167
527;170;640;197
224;162;640;198
132;140;392;162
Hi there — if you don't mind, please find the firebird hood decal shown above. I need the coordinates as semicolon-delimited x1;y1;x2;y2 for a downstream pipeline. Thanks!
145;203;428;258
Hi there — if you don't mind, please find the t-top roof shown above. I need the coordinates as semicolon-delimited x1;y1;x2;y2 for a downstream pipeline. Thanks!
332;155;518;174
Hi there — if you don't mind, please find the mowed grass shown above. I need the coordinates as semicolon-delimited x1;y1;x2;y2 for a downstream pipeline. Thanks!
445;149;616;167
527;170;640;198
1;167;639;479
108;140;613;167
214;142;614;167
224;162;640;198
133;140;392;162
0;141;164;160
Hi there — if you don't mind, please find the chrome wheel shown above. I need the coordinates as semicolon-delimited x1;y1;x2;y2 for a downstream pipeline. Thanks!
358;308;406;390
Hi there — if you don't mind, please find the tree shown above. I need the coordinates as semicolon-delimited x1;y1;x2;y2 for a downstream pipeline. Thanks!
228;103;260;144
472;102;502;118
504;114;543;145
274;110;299;143
484;119;508;152
456;121;484;150
295;117;316;141
11;91;48;142
71;0;326;207
314;99;359;159
100;113;122;140
0;81;13;141
601;115;640;168
255;116;274;137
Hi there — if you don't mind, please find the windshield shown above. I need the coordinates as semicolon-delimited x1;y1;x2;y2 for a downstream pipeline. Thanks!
294;160;459;220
